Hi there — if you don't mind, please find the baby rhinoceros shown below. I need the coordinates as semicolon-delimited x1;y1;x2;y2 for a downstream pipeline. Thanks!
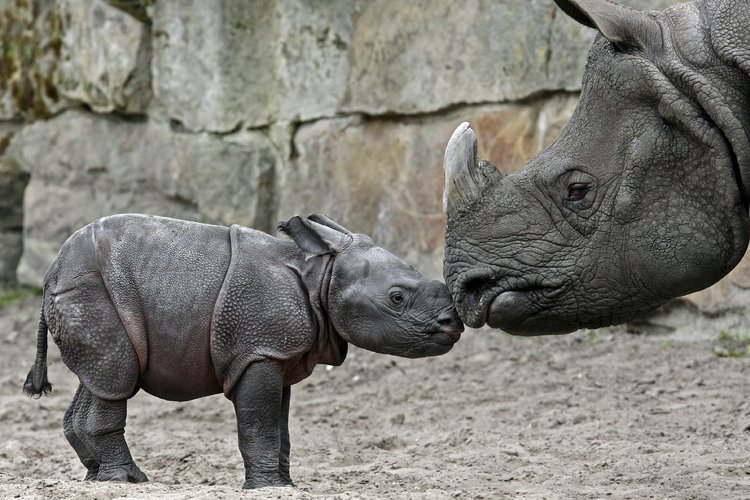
23;213;462;489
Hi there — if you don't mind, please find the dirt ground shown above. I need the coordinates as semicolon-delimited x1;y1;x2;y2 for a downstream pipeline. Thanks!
1;293;750;499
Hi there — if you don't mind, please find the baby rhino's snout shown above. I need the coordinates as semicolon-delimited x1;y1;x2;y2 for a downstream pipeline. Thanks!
437;310;463;338
428;279;464;339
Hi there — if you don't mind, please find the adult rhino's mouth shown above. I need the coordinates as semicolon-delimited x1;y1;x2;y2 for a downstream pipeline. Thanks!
453;268;566;332
485;287;566;334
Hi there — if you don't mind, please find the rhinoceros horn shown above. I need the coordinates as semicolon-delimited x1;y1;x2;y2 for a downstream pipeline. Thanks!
443;122;502;218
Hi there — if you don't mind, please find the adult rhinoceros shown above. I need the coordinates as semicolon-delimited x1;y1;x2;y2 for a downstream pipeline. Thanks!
443;0;750;334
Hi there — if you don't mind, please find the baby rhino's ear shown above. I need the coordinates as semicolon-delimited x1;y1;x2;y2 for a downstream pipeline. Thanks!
307;213;353;235
278;216;353;256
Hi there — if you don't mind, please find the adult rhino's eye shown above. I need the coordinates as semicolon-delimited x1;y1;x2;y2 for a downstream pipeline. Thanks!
389;291;405;306
566;183;589;202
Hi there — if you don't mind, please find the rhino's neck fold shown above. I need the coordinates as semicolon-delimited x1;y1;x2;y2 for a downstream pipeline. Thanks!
298;254;348;367
658;1;750;208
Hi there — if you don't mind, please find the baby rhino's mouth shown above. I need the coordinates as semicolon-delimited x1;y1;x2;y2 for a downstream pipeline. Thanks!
433;308;464;341
415;314;463;357
430;327;462;345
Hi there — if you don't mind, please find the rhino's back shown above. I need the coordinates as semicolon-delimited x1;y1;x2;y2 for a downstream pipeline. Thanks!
94;214;231;400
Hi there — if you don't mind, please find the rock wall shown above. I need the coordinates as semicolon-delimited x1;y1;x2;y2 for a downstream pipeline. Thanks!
4;0;746;331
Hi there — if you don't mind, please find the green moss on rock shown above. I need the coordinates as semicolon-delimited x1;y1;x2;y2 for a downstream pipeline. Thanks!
0;0;65;121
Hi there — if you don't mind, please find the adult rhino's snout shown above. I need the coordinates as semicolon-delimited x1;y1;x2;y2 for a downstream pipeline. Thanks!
446;266;498;329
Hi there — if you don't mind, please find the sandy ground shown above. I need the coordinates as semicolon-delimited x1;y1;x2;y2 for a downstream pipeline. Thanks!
1;293;750;499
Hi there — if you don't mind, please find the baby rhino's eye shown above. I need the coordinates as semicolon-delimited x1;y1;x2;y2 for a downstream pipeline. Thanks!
389;291;405;305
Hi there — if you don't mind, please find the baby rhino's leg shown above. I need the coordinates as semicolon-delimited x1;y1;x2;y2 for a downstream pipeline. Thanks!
48;268;144;482
232;361;292;489
279;386;294;486
74;385;148;483
63;384;99;480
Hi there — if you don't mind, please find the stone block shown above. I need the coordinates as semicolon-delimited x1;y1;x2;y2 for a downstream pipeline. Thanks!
150;0;279;132
342;1;556;115
150;0;359;132
274;0;359;123
56;0;152;114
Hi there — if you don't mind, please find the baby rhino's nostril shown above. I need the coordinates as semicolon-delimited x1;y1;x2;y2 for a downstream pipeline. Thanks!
436;311;464;336
437;313;454;326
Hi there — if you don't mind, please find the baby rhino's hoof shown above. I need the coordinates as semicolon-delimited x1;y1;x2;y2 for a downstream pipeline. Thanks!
96;463;149;483
242;473;294;489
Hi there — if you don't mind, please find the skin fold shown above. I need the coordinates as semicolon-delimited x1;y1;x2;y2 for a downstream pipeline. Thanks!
23;213;462;489
443;0;750;335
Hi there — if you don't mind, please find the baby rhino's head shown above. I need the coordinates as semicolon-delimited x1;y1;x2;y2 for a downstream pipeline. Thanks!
280;214;463;358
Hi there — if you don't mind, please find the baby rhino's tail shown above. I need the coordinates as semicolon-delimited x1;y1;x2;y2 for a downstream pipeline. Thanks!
23;307;52;398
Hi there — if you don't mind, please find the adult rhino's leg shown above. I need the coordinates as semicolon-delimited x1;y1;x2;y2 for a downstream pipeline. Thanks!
232;361;290;489
74;385;148;483
279;386;294;486
63;384;99;480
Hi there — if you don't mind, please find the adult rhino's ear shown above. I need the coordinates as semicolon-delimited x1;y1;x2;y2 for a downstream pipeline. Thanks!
307;213;352;235
278;215;353;256
554;0;662;52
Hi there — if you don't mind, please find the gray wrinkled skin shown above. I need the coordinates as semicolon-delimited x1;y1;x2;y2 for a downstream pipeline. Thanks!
443;0;750;335
23;213;462;489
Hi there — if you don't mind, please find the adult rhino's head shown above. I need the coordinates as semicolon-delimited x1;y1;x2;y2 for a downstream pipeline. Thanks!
280;214;463;356
443;0;750;334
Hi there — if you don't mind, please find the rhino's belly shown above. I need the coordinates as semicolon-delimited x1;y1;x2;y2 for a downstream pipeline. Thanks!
138;330;222;401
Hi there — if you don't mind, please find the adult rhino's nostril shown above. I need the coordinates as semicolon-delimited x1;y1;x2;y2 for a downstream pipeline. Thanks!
461;274;495;308
452;268;499;328
463;277;485;295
